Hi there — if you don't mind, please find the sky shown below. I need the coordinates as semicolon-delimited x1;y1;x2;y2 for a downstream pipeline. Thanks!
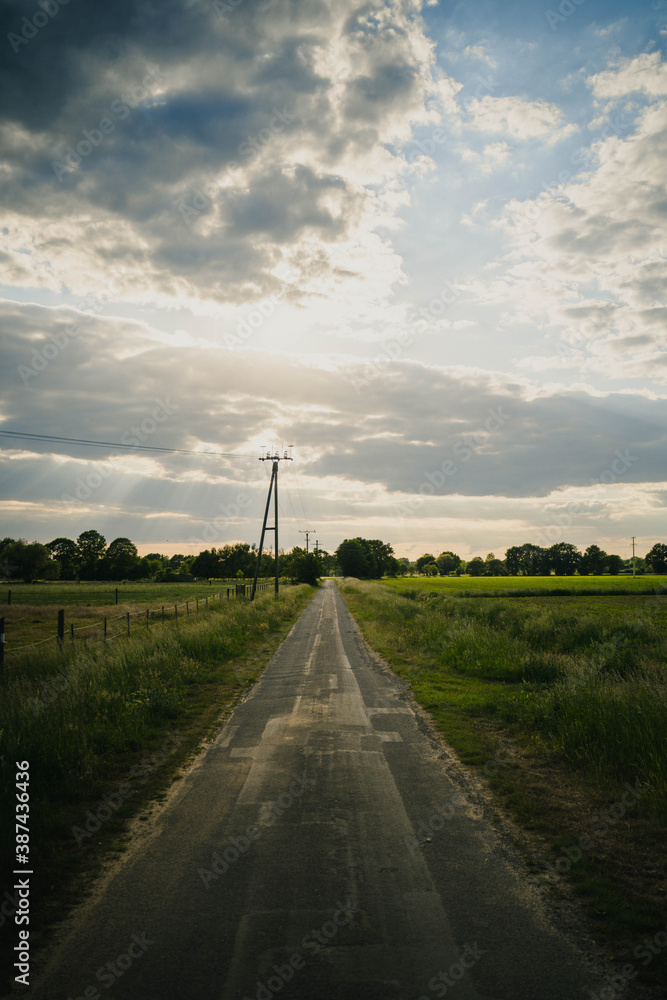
0;0;665;561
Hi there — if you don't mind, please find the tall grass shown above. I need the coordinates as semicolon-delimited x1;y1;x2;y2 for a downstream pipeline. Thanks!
0;586;313;867
340;581;667;816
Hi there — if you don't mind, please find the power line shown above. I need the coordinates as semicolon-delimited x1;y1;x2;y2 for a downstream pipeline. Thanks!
0;430;250;459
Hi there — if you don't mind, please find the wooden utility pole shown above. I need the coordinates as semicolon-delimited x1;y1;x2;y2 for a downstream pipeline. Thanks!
299;529;316;553
251;448;293;600
632;536;636;578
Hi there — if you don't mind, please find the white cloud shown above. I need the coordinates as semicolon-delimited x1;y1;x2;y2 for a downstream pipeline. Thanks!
464;95;577;144
588;50;667;99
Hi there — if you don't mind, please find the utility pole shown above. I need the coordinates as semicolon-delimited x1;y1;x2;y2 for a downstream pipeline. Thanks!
632;536;636;578
251;447;293;600
299;529;316;553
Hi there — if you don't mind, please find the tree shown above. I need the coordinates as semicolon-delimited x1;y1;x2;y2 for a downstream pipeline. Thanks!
485;558;507;576
336;538;371;578
144;552;167;567
416;554;436;574
77;530;106;579
505;546;522;576
517;543;550;576
646;543;667;575
284;547;321;586
436;551;461;575
466;557;486;577
0;540;56;582
47;537;79;579
580;544;607;576
363;539;396;577
606;553;624;576
191;549;222;578
105;537;139;579
547;542;581;576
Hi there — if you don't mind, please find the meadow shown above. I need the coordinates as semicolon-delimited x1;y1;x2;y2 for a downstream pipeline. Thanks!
1;578;274;649
339;576;667;980
382;573;666;598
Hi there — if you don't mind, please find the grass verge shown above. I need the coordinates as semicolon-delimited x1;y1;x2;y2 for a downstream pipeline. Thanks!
0;584;316;992
338;579;667;994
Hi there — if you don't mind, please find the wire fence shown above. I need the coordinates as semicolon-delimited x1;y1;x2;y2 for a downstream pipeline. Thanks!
0;581;278;661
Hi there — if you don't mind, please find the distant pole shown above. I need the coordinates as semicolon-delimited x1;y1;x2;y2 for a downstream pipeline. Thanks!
251;446;293;600
57;609;65;648
299;529;316;553
632;536;636;578
274;458;280;595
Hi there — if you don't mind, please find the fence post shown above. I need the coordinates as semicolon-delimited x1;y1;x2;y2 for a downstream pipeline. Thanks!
175;604;178;620
70;624;74;642
104;617;107;643
186;601;189;615
196;598;199;612
0;616;4;667
126;612;130;637
115;588;118;605
146;609;149;629
162;606;164;622
205;596;208;607
57;609;65;648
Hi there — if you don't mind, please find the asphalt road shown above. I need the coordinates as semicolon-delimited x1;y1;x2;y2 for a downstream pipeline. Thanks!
29;581;604;1000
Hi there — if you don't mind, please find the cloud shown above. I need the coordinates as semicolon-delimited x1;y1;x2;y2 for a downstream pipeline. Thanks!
0;0;457;315
588;50;667;99
464;95;577;144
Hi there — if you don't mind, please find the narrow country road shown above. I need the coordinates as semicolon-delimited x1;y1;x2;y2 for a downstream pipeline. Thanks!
30;581;602;1000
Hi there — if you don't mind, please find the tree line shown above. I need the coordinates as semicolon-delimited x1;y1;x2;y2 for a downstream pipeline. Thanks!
0;531;330;585
3;530;666;584
335;539;667;577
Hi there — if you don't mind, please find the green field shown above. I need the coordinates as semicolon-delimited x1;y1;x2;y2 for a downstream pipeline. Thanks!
1;579;278;650
383;573;666;598
338;577;667;981
2;578;260;606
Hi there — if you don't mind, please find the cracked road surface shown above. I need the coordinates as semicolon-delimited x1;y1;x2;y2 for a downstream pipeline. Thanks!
31;581;600;999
